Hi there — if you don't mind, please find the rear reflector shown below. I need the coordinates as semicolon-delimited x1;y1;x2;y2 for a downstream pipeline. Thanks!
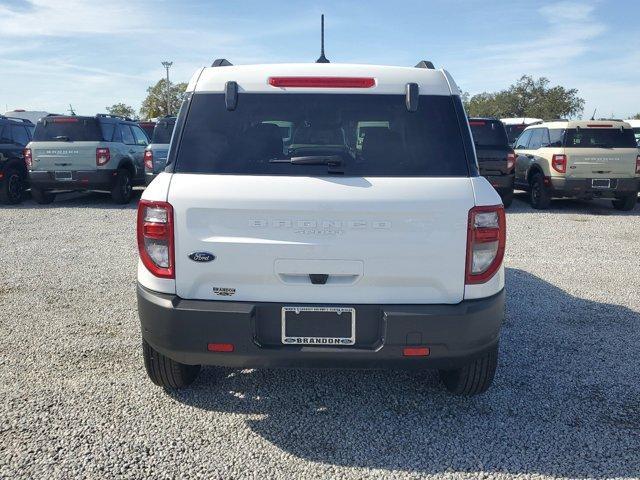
636;155;640;175
403;347;430;357
207;343;235;352
587;124;612;128
268;77;375;88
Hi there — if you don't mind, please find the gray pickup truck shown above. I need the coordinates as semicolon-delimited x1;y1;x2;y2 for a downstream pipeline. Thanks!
26;114;149;204
143;116;176;185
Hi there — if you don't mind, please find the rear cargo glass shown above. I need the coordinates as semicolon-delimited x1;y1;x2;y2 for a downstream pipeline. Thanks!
564;128;637;148
33;117;105;142
504;124;528;144
469;120;509;147
174;93;469;176
632;128;640;144
151;120;176;144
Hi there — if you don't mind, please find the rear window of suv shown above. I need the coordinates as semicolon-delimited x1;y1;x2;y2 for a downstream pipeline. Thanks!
151;120;176;144
33;117;107;142
174;93;470;177
469;120;508;147
564;127;637;148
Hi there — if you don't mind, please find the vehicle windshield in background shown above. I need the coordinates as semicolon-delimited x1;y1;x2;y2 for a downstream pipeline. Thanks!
564;128;637;148
469;120;509;147
175;93;469;177
151;120;176;144
504;124;528;144
32;117;105;142
632;127;640;145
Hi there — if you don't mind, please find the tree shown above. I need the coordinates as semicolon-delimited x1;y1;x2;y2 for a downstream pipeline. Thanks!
464;76;585;119
632;113;640;120
106;103;138;119
139;79;188;119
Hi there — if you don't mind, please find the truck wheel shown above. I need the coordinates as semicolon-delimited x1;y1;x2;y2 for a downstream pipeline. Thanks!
529;173;551;209
500;188;514;208
439;343;498;395
142;339;201;389
111;168;133;204
31;187;55;205
0;168;25;204
612;193;637;211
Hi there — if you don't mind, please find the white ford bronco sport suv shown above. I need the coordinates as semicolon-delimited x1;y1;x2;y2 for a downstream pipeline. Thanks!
137;59;506;395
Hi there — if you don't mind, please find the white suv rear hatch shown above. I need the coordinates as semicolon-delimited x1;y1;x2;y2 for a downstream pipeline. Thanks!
169;175;473;304
162;64;482;305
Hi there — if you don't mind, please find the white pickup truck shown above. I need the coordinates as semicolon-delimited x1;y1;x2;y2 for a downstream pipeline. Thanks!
137;59;506;395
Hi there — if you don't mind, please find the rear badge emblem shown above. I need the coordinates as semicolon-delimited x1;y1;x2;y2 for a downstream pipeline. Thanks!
188;252;215;262
213;287;236;296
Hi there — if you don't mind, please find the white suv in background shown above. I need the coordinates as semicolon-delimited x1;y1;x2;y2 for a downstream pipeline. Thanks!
136;59;506;395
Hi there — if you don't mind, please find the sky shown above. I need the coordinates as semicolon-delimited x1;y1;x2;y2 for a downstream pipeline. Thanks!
0;0;639;119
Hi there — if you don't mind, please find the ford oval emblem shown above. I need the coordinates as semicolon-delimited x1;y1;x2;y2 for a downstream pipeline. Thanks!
188;252;216;263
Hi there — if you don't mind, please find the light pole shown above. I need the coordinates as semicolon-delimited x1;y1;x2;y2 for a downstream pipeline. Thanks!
161;61;173;116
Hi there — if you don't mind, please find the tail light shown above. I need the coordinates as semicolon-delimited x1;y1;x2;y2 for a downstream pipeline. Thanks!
465;205;506;284
551;154;567;173
506;151;516;171
96;147;110;166
23;148;32;169
143;150;153;170
636;155;640;174
137;200;174;278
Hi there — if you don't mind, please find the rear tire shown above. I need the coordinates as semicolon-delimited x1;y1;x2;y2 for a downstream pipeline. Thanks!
0;168;25;204
439;343;498;395
142;339;201;389
500;188;514;208
31;187;55;205
612;193;637;211
111;168;133;204
529;173;551;209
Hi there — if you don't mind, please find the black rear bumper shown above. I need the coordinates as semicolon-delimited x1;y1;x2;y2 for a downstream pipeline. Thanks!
29;170;117;190
137;284;505;369
550;177;639;198
482;173;514;192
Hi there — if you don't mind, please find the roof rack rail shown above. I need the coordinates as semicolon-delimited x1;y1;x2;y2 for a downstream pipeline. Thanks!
5;116;34;124
212;58;232;67
96;113;134;121
415;60;435;69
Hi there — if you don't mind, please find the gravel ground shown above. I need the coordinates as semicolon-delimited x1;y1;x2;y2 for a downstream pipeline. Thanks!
1;190;639;479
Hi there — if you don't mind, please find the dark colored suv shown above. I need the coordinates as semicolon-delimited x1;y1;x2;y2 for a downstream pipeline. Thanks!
469;118;515;207
143;116;176;184
27;114;149;204
0;115;34;204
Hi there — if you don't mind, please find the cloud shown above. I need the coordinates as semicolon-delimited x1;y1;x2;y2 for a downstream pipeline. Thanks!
0;0;144;37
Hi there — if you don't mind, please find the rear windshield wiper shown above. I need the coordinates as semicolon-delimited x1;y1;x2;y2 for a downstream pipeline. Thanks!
52;135;70;141
270;155;343;166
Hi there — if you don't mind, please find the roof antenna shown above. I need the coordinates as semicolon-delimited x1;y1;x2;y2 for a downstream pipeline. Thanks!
68;104;76;116
316;14;330;63
590;108;597;121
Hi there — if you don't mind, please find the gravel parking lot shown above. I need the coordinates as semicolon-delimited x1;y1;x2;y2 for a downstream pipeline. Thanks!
1;191;639;479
